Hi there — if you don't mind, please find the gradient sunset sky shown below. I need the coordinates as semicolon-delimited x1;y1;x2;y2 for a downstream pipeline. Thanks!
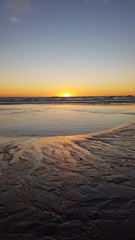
0;0;135;97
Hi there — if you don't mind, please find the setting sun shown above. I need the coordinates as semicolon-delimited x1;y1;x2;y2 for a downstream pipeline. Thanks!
62;93;71;97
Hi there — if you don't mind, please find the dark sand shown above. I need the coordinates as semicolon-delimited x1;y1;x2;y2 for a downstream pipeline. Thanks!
0;123;135;240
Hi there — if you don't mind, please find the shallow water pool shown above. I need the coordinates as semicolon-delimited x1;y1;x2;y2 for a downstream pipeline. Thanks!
0;104;135;137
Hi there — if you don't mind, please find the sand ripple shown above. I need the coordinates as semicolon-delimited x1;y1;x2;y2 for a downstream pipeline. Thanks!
0;123;135;239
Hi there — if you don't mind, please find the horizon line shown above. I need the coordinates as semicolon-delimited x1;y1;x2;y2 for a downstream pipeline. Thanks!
0;95;134;98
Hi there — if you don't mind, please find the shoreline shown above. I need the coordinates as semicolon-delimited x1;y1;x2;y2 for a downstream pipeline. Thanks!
0;122;134;142
0;123;135;239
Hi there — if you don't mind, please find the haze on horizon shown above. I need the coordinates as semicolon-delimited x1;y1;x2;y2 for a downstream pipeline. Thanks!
0;0;135;97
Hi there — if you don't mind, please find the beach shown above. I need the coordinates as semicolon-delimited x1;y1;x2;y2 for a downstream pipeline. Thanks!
1;0;135;238
0;123;135;240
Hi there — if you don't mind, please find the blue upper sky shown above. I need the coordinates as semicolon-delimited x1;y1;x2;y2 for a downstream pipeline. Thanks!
0;0;135;96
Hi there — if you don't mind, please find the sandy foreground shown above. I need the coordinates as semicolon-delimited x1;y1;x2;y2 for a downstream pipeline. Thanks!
0;123;135;240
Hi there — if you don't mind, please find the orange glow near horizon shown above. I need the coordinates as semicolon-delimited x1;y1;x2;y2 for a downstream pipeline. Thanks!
0;89;134;97
1;71;135;97
0;84;134;97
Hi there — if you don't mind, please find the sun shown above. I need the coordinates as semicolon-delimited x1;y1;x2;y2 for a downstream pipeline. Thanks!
62;93;71;97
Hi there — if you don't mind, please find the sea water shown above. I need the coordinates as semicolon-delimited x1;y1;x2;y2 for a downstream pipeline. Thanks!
0;103;135;137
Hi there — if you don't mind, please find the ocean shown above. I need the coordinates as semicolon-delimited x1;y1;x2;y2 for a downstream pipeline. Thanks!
0;96;135;105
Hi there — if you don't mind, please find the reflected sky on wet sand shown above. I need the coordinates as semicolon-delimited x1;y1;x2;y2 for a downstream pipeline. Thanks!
0;104;135;137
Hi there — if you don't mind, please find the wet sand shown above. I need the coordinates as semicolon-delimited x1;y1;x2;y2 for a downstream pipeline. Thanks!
0;123;135;240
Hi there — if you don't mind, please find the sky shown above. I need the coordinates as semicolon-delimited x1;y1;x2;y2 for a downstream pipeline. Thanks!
0;0;135;97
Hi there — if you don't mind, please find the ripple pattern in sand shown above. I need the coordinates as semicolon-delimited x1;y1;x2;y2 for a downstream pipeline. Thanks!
0;124;135;239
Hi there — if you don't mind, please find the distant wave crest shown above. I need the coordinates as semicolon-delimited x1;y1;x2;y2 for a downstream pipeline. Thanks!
0;96;135;105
